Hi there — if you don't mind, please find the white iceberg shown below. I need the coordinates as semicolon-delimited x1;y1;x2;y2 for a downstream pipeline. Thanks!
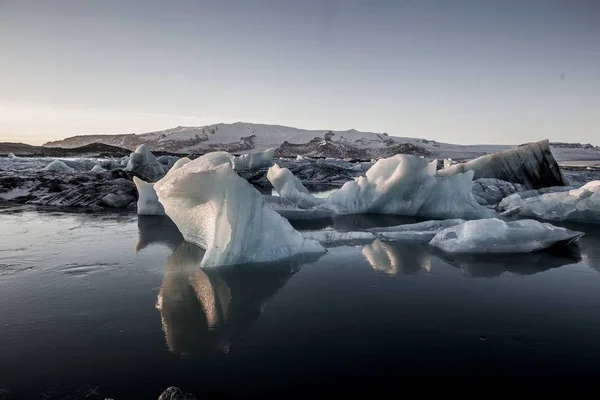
90;165;105;173
429;218;583;254
498;181;600;223
268;154;495;219
233;147;276;170
369;219;465;242
125;144;166;182
154;152;325;268
133;176;166;216
42;160;75;172
267;164;326;209
301;229;376;247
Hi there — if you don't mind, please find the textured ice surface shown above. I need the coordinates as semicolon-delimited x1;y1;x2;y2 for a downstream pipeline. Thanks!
269;155;494;219
234;147;275;170
263;195;333;220
125;144;166;182
90;165;105;173
471;178;523;206
499;181;600;223
155;152;326;268
369;219;465;242
267;164;326;209
133;176;166;216
42;160;75;172
430;218;584;253
301;229;376;247
437;140;566;189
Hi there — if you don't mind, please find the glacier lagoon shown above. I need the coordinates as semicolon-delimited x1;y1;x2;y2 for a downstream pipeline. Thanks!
1;210;600;397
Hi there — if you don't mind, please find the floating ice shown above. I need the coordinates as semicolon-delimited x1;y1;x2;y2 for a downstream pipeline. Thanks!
263;195;333;220
369;219;465;242
125;144;166;182
7;153;17;159
301;229;376;247
133;176;166;216
154;152;326;268
437;139;566;189
234;148;275;170
90;165;105;173
100;193;135;208
429;218;584;253
42;160;75;172
269;155;495;219
498;181;600;223
157;155;181;168
443;158;453;169
471;178;523;206
267;164;326;209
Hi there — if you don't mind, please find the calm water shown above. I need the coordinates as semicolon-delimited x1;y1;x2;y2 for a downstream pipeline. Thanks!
1;210;600;397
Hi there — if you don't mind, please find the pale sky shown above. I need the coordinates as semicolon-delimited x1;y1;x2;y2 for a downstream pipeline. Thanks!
1;0;599;145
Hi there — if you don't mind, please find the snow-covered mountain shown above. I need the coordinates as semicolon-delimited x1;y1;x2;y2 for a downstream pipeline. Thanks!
43;122;600;162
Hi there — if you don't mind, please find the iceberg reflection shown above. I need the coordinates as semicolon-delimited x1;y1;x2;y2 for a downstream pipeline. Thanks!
135;215;184;253
156;241;318;356
362;240;432;276
436;245;582;278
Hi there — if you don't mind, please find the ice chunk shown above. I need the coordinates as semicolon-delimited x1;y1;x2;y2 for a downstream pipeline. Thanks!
429;218;584;253
133;176;166;216
369;219;465;242
443;158;453;169
471;178;523;206
267;163;326;209
42;160;75;172
89;165;105;173
498;181;600;223
157;155;181;168
125;144;166;182
263;195;333;220
437;139;566;189
234;148;275;170
166;157;192;176
154;152;326;268
7;153;17;159
120;155;130;167
301;229;376;247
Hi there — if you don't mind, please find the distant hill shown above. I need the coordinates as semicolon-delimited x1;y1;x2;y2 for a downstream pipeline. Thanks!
0;142;134;157
41;122;600;162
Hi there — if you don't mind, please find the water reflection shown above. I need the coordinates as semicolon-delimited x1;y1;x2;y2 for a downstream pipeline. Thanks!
436;245;582;278
136;215;184;253
156;242;316;356
362;240;432;275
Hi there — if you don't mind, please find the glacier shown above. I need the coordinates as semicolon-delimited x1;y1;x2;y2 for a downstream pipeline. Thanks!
267;154;495;219
429;218;584;253
125;144;166;182
498;181;600;224
154;152;326;268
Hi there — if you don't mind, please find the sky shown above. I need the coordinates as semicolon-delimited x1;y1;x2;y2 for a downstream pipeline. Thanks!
1;0;599;145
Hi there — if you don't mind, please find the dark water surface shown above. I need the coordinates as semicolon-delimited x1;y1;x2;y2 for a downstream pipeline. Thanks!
1;211;600;397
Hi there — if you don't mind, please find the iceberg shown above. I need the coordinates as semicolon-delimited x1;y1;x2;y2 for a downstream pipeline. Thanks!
154;152;326;268
267;164;326;209
234;147;275;170
269;155;494;219
133;176;166;216
42;160;75;172
437;139;566;189
263;195;334;220
429;218;584;254
369;219;465;242
301;229;376;247
89;165;105;173
498;181;600;223
471;178;523;206
125;144;166;182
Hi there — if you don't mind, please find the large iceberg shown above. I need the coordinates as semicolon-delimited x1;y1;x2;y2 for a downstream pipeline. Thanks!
498;181;600;223
125;144;166;182
437;139;566;189
268;154;495;219
429;218;583;253
154;152;325;268
234;147;276;170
